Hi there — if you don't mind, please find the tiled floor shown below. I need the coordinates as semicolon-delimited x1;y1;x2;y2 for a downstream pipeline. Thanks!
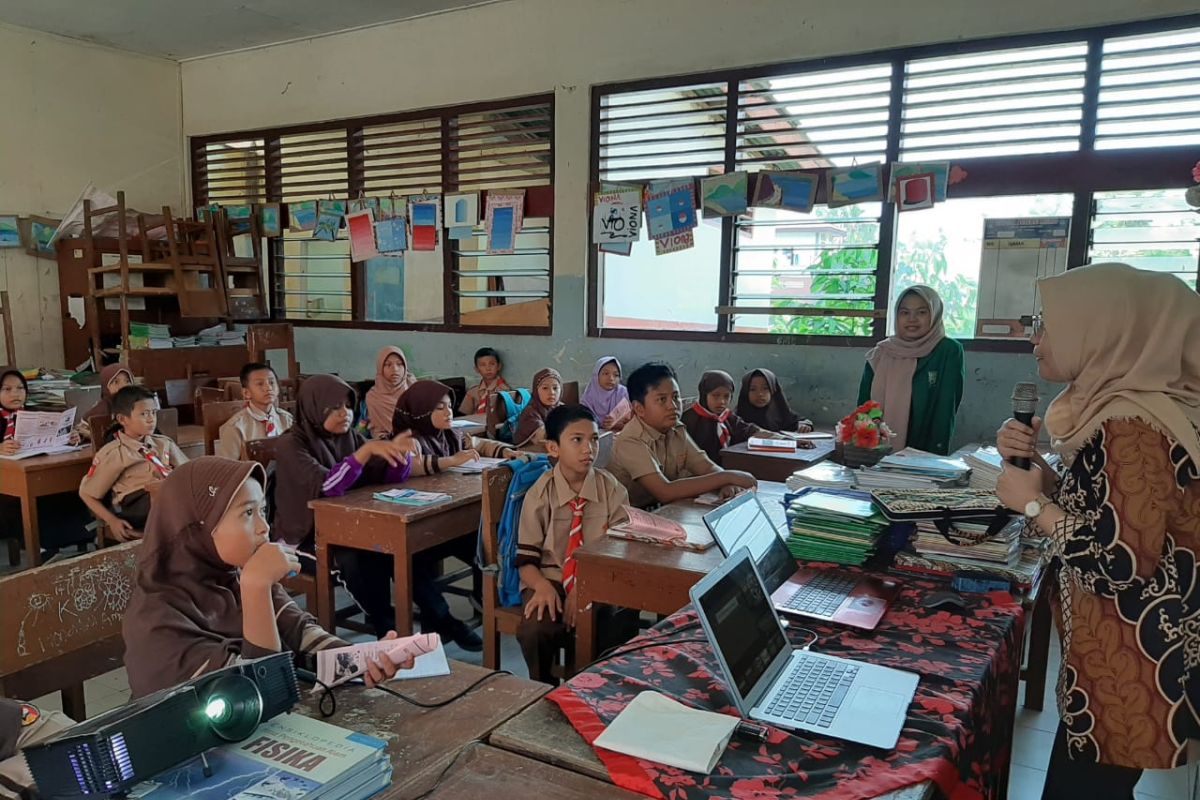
25;573;1198;800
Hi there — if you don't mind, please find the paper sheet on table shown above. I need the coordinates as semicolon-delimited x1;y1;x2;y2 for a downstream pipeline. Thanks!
446;456;507;474
594;691;737;774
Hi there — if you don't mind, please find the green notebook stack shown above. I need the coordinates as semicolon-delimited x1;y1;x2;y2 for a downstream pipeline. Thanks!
785;490;889;566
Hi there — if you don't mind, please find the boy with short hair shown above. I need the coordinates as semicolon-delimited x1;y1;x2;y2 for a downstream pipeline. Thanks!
516;404;637;684
216;362;294;460
460;347;511;415
609;362;756;508
79;385;187;538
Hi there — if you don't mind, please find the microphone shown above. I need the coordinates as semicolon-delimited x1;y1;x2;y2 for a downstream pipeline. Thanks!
1010;382;1040;470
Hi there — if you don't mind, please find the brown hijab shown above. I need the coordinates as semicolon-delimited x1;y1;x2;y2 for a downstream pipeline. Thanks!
392;379;463;458
737;368;801;431
85;362;133;419
365;346;417;439
274;374;383;545
1040;263;1200;466
514;368;563;445
123;457;265;698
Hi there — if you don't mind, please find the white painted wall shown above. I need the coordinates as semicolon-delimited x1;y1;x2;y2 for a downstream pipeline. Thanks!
179;0;1197;445
0;23;182;368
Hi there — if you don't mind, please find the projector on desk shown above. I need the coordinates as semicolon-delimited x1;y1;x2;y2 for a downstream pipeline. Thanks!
23;653;299;798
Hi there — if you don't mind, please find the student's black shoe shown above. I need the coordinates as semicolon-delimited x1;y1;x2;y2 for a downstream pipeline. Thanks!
441;619;483;652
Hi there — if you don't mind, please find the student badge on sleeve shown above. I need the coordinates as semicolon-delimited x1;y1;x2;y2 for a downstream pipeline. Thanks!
19;703;39;727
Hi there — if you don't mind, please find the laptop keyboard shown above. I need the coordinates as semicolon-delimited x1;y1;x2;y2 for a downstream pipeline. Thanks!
765;654;859;728
780;571;858;617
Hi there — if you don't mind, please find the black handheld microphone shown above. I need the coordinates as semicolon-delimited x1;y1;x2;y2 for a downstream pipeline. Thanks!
1010;382;1040;470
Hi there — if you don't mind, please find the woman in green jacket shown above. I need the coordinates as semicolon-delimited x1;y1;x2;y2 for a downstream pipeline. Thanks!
857;285;964;455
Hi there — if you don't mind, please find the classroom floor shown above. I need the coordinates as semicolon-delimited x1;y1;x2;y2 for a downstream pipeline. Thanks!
19;555;1194;800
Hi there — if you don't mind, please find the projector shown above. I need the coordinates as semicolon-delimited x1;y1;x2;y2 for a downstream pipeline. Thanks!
23;653;299;798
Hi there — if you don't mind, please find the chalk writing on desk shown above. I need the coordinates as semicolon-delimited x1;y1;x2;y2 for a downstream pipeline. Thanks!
15;556;134;658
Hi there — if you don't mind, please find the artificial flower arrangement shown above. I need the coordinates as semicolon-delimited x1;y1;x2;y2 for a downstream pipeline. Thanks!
1186;161;1200;210
836;401;894;467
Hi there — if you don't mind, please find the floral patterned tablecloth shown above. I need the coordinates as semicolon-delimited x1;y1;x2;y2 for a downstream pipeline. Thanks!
549;578;1024;800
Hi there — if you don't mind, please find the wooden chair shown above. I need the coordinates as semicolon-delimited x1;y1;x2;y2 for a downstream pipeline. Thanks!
0;542;140;720
439;376;467;413
561;380;580;406
164;376;216;425
194;385;227;423
480;467;524;670
0;290;15;367
215;210;267;320
247;323;299;383
202;400;244;456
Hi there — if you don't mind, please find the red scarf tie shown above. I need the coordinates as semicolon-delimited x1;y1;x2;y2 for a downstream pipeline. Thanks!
474;378;507;415
245;402;278;437
560;496;588;595
1;409;16;441
690;401;731;447
123;433;171;479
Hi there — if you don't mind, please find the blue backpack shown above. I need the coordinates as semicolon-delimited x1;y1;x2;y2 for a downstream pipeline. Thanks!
487;454;551;607
497;388;532;443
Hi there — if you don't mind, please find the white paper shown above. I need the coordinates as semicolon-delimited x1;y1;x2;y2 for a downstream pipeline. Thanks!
592;189;642;245
12;408;76;454
314;635;446;688
67;296;87;329
445;456;507;474
594;691;738;774
450;418;480;429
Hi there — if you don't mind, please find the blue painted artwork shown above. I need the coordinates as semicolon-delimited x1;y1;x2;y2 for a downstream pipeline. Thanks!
366;256;405;322
751;171;818;213
411;202;437;227
827;163;884;208
488;207;515;252
375;216;408;252
645;180;696;240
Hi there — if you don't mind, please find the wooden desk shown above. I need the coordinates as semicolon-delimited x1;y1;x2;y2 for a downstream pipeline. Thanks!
574;482;788;665
0;449;93;567
455;414;486;437
176;423;204;460
421;743;640;799
296;660;547;800
309;472;484;635
720;439;834;482
490;699;932;800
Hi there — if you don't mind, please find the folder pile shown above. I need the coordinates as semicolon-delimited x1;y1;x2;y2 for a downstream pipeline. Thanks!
784;489;889;566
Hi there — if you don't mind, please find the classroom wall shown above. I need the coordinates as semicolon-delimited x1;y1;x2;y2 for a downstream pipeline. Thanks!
180;0;1197;446
0;23;183;368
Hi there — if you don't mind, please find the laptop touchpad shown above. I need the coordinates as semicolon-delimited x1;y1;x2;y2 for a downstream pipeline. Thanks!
847;687;908;721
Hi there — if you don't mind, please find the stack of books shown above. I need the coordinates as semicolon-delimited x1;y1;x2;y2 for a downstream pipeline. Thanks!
131;713;392;799
963;446;1004;490
911;516;1022;570
171;334;198;347
196;324;248;347
129;322;173;350
784;489;889;566
855;449;971;491
786;462;857;491
372;488;450;506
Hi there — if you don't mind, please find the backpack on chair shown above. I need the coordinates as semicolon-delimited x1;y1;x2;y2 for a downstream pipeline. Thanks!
488;454;551;607
497;388;532;443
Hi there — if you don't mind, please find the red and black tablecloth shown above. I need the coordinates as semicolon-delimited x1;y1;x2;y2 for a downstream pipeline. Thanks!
549;579;1024;800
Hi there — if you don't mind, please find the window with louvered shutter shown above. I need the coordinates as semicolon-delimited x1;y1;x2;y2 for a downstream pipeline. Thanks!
358;117;443;196
1096;26;1200;150
277;130;350;203
451;103;552;190
598;82;728;183
1090;189;1199;290
193;138;267;206
901;42;1087;160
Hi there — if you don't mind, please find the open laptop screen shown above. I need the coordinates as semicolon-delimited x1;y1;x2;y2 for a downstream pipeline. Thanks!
694;555;788;700
705;494;795;593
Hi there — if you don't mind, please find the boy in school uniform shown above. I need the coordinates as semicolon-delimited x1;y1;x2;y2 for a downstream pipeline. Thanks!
516;404;638;684
216;362;294;460
79;385;187;538
609;362;757;508
459;346;512;416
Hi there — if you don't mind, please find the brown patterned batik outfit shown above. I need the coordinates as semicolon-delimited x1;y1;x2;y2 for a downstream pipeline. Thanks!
1049;417;1200;769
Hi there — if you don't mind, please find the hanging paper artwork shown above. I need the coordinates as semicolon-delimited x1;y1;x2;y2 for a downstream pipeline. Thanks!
258;204;282;237
591;189;642;245
895;173;935;212
644;180;696;243
288;201;318;231
751;171;819;213
25;216;59;258
225;205;253;219
485;190;525;255
827;163;885;208
197;203;221;222
312;200;344;242
379;197;399;219
888;162;950;203
346;209;378;261
654;229;694;255
375;215;408;253
0;215;20;248
700;172;750;217
444;192;479;241
408;195;441;252
349;197;381;217
599;241;633;257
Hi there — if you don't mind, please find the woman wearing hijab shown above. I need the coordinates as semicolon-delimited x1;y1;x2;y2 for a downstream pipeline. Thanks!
736;368;812;434
857;285;964;454
275;374;482;650
123;457;410;698
683;370;769;463
994;263;1200;799
393;379;517;475
364;345;417;439
581;357;631;432
79;362;134;441
514;368;564;450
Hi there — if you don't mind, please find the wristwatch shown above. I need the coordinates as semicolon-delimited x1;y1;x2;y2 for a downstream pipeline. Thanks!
1024;494;1054;519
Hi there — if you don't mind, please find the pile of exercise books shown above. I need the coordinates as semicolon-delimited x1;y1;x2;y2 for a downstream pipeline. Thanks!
854;449;971;491
130;713;391;799
196;323;247;347
784;489;889;566
129;321;173;350
963;446;1004;490
911;516;1022;570
786;461;857;491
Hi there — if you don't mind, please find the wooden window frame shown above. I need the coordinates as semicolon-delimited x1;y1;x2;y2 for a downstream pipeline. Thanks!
191;93;555;336
587;14;1200;353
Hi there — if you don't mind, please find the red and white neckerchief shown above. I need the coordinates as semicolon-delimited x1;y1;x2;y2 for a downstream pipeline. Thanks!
121;432;171;478
1;408;17;441
690;401;732;447
473;377;509;414
244;403;281;437
560;496;588;595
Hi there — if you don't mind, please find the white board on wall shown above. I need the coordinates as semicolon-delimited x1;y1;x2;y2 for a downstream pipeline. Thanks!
976;217;1070;338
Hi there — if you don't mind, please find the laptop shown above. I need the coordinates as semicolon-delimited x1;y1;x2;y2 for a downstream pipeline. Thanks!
703;491;896;630
690;548;918;748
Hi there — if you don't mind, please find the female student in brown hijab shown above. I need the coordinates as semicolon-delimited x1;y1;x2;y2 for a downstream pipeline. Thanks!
78;362;134;441
994;263;1200;799
122;457;411;698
